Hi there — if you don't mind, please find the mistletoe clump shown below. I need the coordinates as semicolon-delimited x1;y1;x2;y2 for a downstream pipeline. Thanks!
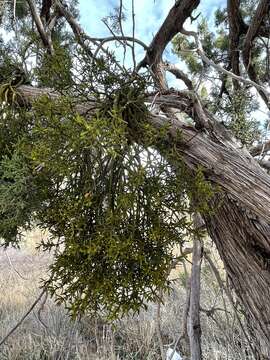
0;64;214;319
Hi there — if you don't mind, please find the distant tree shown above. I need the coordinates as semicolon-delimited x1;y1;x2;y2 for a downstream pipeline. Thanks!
0;0;270;357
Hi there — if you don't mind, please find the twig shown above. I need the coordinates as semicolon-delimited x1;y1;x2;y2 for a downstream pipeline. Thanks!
180;28;270;105
0;289;46;347
118;0;127;62
36;290;49;330
204;252;257;358
156;291;166;360
4;250;28;280
131;0;136;70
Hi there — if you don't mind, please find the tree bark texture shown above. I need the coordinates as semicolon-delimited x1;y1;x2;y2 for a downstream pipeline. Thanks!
205;194;270;358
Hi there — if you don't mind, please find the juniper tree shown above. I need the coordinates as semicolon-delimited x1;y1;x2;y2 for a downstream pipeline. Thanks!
0;0;270;357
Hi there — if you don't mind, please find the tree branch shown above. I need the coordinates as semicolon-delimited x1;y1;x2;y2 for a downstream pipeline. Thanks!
227;0;244;89
250;140;270;157
138;0;200;88
0;290;46;347
26;0;54;54
180;28;270;105
16;84;270;225
242;0;270;108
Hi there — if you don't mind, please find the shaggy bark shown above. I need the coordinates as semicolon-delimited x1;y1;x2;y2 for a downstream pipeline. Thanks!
205;194;270;358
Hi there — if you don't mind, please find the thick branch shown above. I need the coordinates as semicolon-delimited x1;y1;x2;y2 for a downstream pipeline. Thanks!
242;0;270;108
138;0;199;88
227;0;244;89
27;0;54;54
17;84;270;224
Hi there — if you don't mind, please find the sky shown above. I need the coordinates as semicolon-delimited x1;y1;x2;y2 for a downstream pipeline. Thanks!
79;0;226;65
79;0;227;41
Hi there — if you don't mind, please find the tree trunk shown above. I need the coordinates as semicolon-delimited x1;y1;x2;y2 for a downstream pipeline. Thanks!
204;194;270;358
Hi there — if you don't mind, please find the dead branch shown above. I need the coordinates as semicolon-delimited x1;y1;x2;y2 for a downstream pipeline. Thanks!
0;289;47;347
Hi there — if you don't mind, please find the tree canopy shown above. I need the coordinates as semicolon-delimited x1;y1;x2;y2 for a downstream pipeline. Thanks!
0;0;270;357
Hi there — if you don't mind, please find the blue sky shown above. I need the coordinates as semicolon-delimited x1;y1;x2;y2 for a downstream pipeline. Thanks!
79;0;226;42
78;0;226;85
79;0;226;72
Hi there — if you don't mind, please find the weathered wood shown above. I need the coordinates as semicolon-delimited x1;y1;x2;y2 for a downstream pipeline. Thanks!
204;194;270;358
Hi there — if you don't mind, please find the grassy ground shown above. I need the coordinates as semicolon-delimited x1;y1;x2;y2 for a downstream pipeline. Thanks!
0;231;254;359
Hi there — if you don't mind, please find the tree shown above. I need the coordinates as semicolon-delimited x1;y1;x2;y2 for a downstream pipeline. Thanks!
0;0;270;357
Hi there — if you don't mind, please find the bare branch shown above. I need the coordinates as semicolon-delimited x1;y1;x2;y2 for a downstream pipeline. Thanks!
138;0;200;88
131;0;136;69
90;35;148;50
54;0;93;55
250;140;270;157
26;0;54;54
189;213;203;359
0;290;46;347
5;250;28;280
163;61;193;90
204;252;257;358
180;28;270;106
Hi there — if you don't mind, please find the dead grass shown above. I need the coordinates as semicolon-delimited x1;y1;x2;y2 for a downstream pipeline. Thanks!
0;230;254;360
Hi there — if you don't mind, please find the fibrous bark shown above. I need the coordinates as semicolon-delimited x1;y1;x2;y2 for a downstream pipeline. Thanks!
205;194;270;358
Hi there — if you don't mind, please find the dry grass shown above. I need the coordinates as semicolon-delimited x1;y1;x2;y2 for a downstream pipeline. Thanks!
0;231;254;360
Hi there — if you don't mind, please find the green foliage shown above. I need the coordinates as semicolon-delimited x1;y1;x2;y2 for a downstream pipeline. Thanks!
35;45;73;89
0;79;214;318
172;34;202;75
210;88;260;145
0;152;36;246
172;10;263;146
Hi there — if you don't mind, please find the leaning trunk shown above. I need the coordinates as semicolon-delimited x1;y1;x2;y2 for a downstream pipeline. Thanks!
151;112;270;356
204;194;270;358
